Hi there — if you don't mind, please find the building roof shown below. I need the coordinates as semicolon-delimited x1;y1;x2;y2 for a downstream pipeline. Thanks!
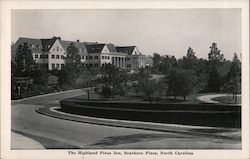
59;40;88;55
12;37;142;56
85;44;106;53
41;37;58;51
106;43;117;52
116;46;136;55
11;37;44;54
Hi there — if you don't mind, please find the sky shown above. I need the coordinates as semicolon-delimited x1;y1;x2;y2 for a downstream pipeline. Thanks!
11;9;241;60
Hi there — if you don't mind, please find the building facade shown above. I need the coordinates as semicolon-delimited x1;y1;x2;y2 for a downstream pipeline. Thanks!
11;37;147;71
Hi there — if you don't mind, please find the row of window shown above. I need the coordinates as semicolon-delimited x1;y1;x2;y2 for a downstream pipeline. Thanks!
51;54;64;59
83;55;99;60
81;55;129;61
52;46;63;52
35;54;48;59
85;63;99;68
50;63;131;69
51;63;64;69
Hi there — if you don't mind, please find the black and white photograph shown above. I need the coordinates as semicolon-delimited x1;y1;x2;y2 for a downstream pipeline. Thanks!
1;0;249;159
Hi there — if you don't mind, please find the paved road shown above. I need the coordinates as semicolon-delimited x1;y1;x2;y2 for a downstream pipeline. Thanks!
12;90;241;149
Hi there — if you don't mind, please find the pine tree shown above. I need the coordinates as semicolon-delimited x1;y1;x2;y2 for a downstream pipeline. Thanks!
64;43;81;85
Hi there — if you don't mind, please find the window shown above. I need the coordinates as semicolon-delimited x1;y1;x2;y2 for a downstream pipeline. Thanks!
52;63;55;69
94;56;98;59
89;56;93;60
127;57;131;61
127;64;131;68
60;48;62;51
57;46;59;51
56;55;60;59
40;55;48;59
82;56;85;59
61;55;64;59
89;64;93;68
105;56;107;59
107;56;110;60
56;64;60;69
86;56;88;59
102;56;104;59
61;64;65;69
52;55;55;59
35;54;39;58
94;63;98;67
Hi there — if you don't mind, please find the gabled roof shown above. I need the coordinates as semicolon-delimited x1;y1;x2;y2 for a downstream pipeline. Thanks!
116;46;136;55
11;37;44;53
41;37;58;51
106;43;117;52
59;40;88;55
85;44;106;53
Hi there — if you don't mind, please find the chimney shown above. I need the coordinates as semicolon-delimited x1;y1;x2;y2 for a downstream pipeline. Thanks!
77;39;80;42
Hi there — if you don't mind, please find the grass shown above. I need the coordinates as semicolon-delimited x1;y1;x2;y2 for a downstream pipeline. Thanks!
213;95;241;104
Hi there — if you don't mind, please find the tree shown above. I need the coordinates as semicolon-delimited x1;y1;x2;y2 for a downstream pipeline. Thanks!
76;67;97;100
207;43;225;92
225;53;241;103
64;43;81;85
136;68;159;104
208;43;225;66
179;47;197;70
100;64;127;97
166;68;194;101
158;55;177;74
14;42;37;77
152;53;162;66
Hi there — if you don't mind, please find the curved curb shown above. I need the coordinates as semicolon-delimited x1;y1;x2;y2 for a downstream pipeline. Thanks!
12;89;82;103
197;94;241;105
36;106;241;141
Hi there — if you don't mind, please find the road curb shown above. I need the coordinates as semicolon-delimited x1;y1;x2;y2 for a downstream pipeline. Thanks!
12;89;82;102
36;106;241;141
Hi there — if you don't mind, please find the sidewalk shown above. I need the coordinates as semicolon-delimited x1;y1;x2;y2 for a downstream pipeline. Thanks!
11;132;44;149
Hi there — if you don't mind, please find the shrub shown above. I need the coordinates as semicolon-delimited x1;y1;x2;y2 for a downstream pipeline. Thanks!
100;85;113;99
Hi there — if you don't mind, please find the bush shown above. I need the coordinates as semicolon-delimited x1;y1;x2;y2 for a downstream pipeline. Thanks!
100;85;113;99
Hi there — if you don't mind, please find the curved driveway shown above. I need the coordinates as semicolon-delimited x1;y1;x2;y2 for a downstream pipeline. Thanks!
12;89;241;149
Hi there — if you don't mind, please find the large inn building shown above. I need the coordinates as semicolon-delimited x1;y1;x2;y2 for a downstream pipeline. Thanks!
11;37;149;71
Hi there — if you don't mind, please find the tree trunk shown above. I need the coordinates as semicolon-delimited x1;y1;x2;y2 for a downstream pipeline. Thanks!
87;91;90;100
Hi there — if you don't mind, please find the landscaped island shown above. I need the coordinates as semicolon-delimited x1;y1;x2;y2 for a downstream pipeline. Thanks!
60;96;241;128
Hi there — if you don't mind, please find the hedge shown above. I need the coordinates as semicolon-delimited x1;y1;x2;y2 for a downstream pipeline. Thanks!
60;99;241;128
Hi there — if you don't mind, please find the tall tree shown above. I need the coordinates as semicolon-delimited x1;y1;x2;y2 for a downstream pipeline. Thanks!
179;47;197;70
64;43;81;85
208;43;225;66
207;43;225;92
14;42;37;77
225;53;241;102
